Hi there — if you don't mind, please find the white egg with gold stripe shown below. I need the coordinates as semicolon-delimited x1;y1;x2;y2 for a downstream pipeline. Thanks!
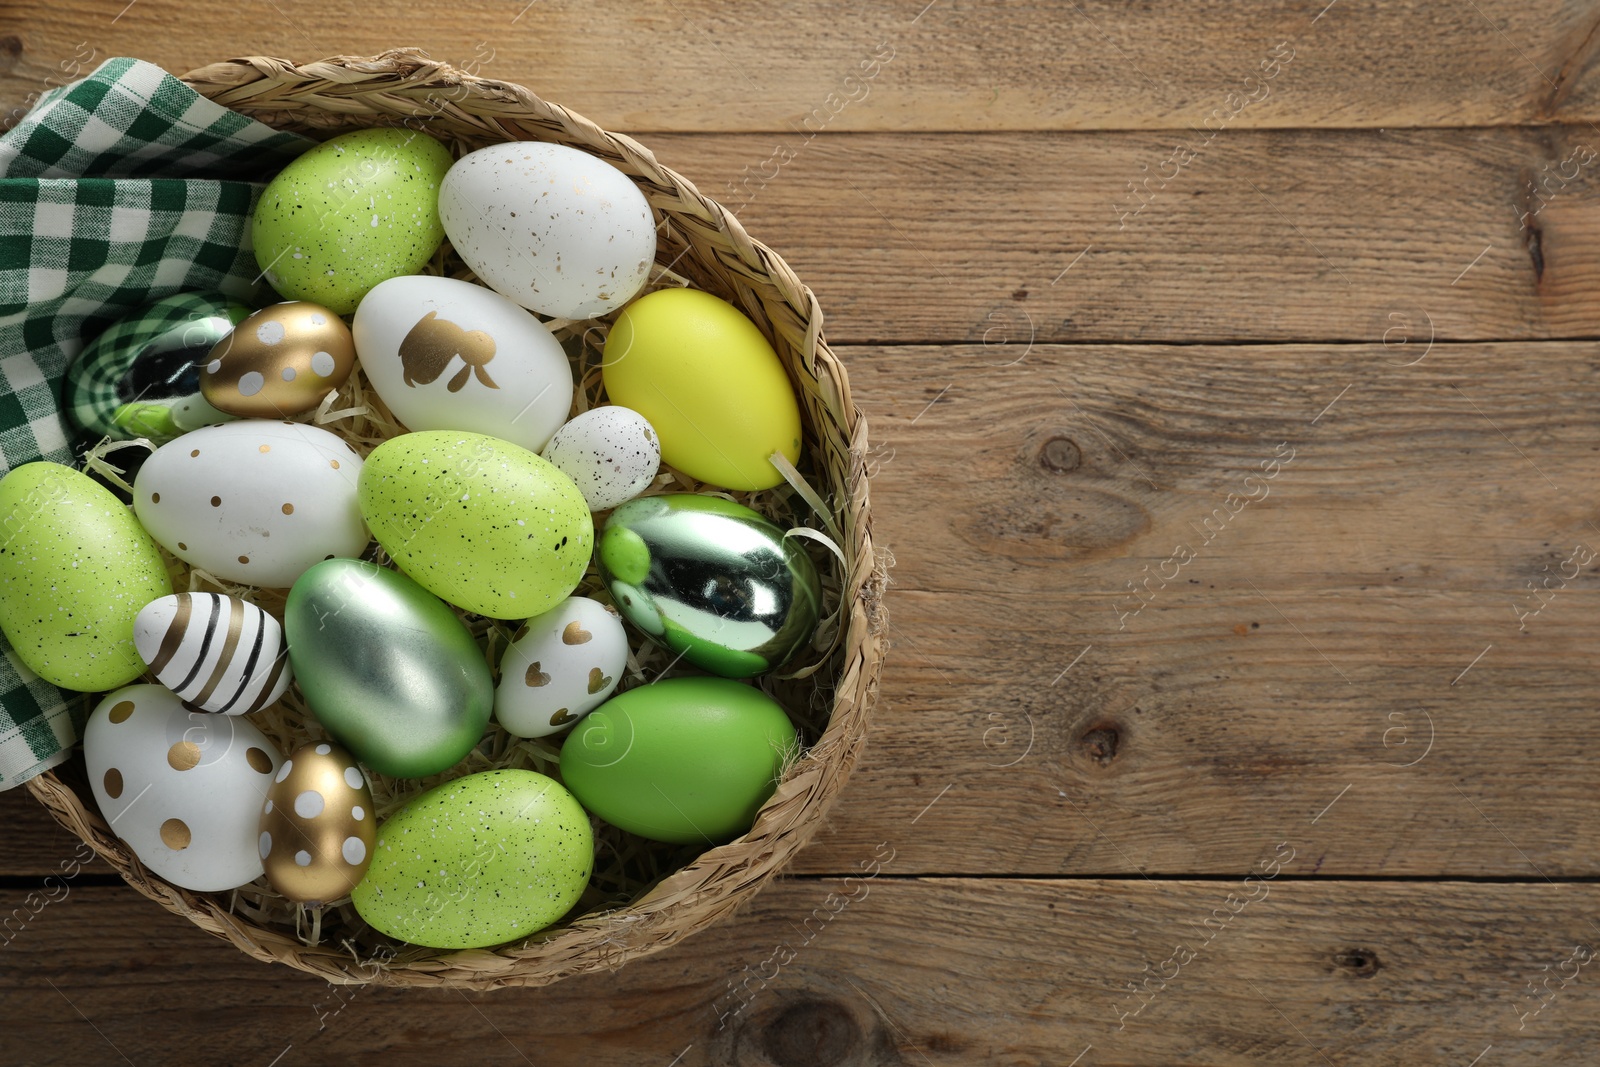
133;592;292;715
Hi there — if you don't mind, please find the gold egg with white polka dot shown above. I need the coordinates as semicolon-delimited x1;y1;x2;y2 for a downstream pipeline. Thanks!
258;741;376;905
201;301;356;417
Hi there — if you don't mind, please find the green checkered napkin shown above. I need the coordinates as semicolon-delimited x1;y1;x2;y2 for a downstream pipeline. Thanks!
0;56;313;791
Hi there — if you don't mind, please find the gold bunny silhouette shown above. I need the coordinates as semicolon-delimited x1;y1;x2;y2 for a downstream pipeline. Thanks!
398;311;499;392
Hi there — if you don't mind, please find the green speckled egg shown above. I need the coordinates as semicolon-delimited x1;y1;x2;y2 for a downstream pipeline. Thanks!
357;430;593;619
351;770;593;949
0;462;173;691
252;129;453;314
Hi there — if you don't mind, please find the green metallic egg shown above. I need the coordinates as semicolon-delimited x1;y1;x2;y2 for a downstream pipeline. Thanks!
283;559;492;778
559;676;798;844
62;291;250;448
595;493;822;678
351;769;593;948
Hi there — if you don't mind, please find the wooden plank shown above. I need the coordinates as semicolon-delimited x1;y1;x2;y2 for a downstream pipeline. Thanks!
8;1;1600;132
0;881;1594;1064
2;340;1598;878
0;109;1594;343
791;340;1600;876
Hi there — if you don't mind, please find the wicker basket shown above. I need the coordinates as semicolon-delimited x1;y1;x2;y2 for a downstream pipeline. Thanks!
26;48;886;989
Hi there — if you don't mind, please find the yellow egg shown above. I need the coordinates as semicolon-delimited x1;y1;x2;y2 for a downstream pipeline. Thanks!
601;289;801;491
258;742;375;905
201;302;356;417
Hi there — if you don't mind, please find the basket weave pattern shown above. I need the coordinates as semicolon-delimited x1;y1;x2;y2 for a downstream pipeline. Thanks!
26;48;885;989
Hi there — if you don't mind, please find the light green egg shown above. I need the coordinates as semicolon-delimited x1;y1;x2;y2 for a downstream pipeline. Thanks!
351;770;594;949
358;430;593;620
251;129;454;314
0;463;172;691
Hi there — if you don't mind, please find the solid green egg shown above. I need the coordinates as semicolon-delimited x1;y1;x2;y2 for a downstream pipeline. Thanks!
0;462;172;690
358;430;593;620
559;677;799;845
351;770;593;949
252;129;453;314
283;559;492;778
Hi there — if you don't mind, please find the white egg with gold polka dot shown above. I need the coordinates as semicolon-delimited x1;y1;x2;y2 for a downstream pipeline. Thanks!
258;741;375;904
84;683;282;892
132;420;369;588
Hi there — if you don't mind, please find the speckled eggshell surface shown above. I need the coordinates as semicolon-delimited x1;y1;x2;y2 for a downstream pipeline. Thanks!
0;462;172;691
251;129;454;314
540;406;660;512
350;769;594;949
357;430;593;619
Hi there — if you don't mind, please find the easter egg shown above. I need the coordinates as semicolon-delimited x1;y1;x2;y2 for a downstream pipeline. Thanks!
84;684;282;892
596;494;822;678
559;677;798;845
494;596;628;739
357;430;592;619
62;291;248;447
133;593;292;715
602;288;801;491
252;128;454;314
259;742;376;904
201;302;356;417
133;420;369;588
351;769;593;949
0;462;172;691
283;559;492;779
352;275;574;452
438;142;656;319
541;406;660;511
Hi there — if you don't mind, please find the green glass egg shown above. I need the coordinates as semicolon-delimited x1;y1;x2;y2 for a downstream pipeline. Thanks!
559;676;799;845
252;129;453;314
0;462;173;691
358;430;593;620
62;291;250;448
351;770;593;949
283;559;492;778
595;493;822;678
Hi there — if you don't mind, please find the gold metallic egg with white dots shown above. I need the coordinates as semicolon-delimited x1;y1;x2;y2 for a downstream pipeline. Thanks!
259;742;376;905
201;301;356;417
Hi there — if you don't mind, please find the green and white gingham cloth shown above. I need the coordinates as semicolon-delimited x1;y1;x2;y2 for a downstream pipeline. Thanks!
0;56;314;790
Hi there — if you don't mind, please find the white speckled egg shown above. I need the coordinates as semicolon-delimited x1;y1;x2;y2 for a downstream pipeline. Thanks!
541;406;660;511
438;142;657;319
352;275;574;452
133;593;292;715
133;420;369;588
494;596;628;738
85;683;282;892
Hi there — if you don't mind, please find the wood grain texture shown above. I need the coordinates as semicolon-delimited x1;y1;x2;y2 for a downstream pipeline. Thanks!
791;341;1600;877
8;0;1600;132
1;881;1594;1065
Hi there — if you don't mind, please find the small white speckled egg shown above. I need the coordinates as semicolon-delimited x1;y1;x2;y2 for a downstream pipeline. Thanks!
494;596;628;738
84;683;282;892
541;406;660;512
133;420;370;588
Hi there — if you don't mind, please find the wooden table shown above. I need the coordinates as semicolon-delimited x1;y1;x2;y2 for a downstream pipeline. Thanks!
4;2;1599;1063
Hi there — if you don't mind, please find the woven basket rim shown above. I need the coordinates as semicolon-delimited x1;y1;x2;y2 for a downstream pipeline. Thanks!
28;48;888;989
